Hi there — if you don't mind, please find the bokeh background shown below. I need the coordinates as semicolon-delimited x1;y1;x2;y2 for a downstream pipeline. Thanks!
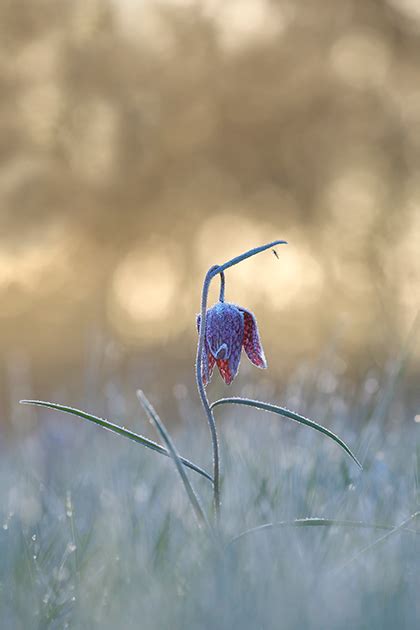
1;0;420;428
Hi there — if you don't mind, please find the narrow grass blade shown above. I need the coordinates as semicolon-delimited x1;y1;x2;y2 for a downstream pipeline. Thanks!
336;511;420;572
210;397;362;470
371;310;420;426
20;399;213;483
229;517;420;546
136;390;212;532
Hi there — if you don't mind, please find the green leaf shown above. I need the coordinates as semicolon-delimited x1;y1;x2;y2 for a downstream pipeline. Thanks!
20;400;213;483
210;397;362;469
136;391;212;533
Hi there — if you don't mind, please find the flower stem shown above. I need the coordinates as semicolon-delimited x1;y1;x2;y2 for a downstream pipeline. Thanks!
219;271;225;302
196;265;221;521
195;240;287;524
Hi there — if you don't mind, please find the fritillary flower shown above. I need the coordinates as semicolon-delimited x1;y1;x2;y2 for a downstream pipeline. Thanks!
197;302;267;385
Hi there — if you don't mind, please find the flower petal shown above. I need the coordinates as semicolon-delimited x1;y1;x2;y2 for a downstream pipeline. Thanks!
197;315;215;385
239;307;267;369
197;302;249;385
228;324;243;381
203;347;216;385
216;359;234;385
206;302;244;361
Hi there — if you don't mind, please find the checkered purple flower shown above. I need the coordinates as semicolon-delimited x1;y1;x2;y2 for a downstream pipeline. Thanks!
197;302;267;385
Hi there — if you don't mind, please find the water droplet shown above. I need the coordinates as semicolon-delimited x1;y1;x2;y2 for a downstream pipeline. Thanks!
65;491;73;518
67;542;76;553
2;523;8;531
32;534;37;541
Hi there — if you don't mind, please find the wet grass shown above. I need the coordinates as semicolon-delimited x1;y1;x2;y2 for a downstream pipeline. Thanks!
1;364;419;629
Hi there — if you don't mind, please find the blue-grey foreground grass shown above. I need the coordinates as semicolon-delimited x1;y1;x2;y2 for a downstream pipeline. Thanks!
19;399;212;483
3;379;420;629
229;517;420;546
136;390;212;534
19;393;361;545
211;397;362;469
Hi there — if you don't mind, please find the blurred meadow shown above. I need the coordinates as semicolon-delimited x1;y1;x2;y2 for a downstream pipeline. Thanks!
1;1;420;628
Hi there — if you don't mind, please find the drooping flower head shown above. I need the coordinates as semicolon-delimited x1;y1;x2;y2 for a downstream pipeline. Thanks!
197;302;267;385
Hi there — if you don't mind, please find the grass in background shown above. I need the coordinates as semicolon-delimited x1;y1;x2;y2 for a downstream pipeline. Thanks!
1;355;419;630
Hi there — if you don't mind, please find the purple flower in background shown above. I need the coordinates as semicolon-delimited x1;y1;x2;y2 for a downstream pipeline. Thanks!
197;302;267;385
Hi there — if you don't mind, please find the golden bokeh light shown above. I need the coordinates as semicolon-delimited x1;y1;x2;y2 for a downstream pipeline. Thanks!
71;0;108;42
13;33;60;83
20;82;63;148
202;0;284;50
388;199;420;329
195;216;323;312
114;0;287;50
1;0;420;401
261;245;324;311
325;168;382;241
388;0;420;23
195;212;266;275
330;30;390;89
0;221;82;311
63;99;118;182
109;243;185;344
